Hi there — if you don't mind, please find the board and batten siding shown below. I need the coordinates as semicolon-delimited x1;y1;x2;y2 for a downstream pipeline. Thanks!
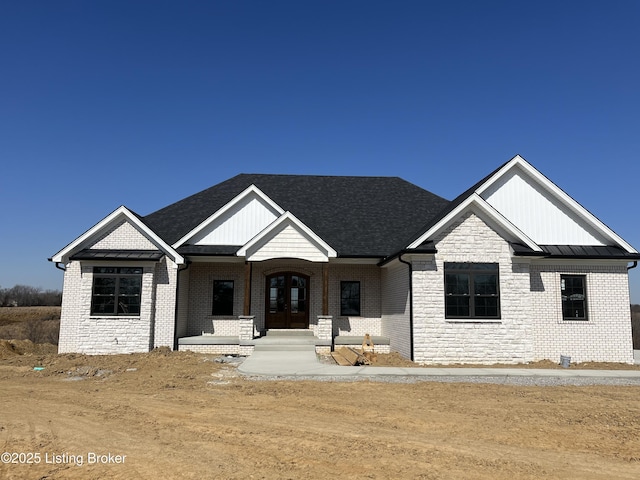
191;194;280;246
481;166;608;245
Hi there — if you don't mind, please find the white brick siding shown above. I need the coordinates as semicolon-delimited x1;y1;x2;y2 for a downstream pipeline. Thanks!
530;263;633;363
381;261;411;358
185;263;246;336
58;261;82;353
329;264;381;337
90;220;157;250
182;260;383;339
152;257;178;348
175;267;190;338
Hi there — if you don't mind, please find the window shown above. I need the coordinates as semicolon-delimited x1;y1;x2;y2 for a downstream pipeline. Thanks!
212;280;234;315
91;267;143;316
444;263;500;319
340;281;361;316
561;275;587;320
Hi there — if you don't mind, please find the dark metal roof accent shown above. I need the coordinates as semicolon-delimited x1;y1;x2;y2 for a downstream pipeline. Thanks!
176;245;241;256
143;174;451;257
510;243;547;257
511;243;640;260
540;245;640;260
70;249;164;261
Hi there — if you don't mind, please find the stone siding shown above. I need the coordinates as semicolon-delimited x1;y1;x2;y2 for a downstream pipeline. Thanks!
412;212;531;364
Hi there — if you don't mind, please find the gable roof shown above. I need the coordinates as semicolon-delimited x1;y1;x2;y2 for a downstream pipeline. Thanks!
143;174;450;257
50;206;184;265
404;155;639;257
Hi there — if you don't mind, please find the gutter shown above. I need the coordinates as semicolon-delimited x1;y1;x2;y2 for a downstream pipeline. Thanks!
628;261;638;271
173;259;192;351
397;253;414;361
378;247;437;267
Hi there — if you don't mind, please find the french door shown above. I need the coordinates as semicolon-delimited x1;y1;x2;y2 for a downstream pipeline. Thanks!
265;272;309;329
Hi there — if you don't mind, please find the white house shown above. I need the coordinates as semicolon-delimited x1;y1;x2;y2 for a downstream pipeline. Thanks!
50;155;639;364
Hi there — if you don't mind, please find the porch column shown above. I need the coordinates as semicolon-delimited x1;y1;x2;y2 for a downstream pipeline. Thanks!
317;315;333;341
243;261;252;316
239;316;256;341
322;262;329;316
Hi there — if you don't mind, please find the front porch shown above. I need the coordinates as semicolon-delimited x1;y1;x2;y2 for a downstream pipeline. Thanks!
177;325;391;357
175;258;391;356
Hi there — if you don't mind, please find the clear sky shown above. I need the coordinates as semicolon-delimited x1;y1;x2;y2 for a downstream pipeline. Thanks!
1;1;639;302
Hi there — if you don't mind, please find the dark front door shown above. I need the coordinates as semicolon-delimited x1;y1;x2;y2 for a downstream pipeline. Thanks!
265;272;309;329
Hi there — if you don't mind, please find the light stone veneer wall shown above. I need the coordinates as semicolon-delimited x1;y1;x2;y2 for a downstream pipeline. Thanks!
412;212;532;364
58;262;156;354
529;263;633;363
410;211;634;365
58;219;177;354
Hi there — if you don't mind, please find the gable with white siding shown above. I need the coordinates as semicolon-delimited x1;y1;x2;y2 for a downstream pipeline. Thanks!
189;191;281;246
238;211;337;262
480;164;608;245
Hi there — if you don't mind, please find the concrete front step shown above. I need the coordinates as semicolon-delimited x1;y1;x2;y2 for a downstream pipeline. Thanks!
265;329;314;337
254;344;317;352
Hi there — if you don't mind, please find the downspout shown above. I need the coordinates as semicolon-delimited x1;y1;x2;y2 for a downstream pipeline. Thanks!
173;260;192;351
54;262;66;272
628;261;638;271
398;253;414;361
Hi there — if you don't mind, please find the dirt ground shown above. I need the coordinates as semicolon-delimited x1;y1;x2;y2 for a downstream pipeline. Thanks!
1;343;639;479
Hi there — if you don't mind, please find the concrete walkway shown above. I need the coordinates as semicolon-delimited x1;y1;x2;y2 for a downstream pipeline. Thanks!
238;348;640;379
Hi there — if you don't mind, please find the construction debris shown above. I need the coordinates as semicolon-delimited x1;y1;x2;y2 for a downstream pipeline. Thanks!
331;346;371;366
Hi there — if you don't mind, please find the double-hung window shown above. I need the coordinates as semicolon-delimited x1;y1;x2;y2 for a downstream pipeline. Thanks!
561;274;587;320
444;263;500;319
91;267;143;316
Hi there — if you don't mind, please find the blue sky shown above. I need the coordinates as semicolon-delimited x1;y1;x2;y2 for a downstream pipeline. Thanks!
1;1;639;302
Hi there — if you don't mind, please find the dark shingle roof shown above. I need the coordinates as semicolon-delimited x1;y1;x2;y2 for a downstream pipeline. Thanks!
143;174;451;257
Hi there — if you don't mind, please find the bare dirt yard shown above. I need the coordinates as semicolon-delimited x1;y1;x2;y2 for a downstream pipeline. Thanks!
1;341;640;480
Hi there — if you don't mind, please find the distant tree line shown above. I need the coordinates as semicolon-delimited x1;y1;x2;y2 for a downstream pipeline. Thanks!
0;285;62;307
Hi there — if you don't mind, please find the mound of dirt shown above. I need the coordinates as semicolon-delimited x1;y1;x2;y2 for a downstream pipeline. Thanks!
0;339;57;358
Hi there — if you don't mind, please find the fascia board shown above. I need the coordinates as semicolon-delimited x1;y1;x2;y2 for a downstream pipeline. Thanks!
237;211;337;258
408;194;542;252
477;155;638;254
172;184;285;248
51;206;184;264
